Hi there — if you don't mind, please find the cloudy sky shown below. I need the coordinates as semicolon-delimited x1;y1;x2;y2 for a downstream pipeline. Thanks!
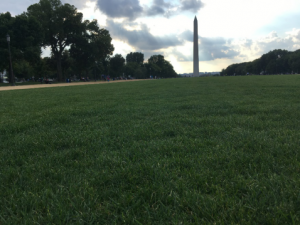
2;0;300;73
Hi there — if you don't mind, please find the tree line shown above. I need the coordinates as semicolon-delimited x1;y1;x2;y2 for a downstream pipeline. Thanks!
0;0;177;82
221;49;300;76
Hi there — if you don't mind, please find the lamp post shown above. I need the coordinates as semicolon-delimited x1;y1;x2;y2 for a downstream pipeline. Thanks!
7;34;15;86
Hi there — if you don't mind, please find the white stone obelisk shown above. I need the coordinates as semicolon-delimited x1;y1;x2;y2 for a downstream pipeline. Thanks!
193;16;199;77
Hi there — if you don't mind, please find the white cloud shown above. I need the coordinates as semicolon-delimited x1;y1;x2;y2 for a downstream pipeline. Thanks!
61;0;92;9
111;40;135;58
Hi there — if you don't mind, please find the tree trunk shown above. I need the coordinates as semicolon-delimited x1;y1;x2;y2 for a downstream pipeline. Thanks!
57;55;63;82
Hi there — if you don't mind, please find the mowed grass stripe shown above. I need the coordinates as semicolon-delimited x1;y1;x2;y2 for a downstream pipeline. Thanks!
1;75;300;224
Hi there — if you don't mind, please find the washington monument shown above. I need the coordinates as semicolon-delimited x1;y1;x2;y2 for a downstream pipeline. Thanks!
193;16;199;77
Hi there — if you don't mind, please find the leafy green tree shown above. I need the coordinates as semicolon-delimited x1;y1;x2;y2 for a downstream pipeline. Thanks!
0;12;43;80
144;62;159;77
124;62;138;77
234;63;247;75
133;67;147;79
0;12;15;82
91;60;106;80
126;52;144;65
148;55;165;68
147;55;177;78
290;55;300;74
109;54;125;78
222;49;300;76
161;60;177;78
13;60;34;80
27;0;86;81
124;62;148;79
61;50;76;79
70;19;114;77
265;61;276;74
100;56;111;76
34;57;55;78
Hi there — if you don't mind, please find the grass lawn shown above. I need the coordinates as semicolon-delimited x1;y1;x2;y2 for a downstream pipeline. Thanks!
1;75;300;224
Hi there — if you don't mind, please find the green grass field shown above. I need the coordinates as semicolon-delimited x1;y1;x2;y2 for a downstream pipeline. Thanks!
1;75;300;224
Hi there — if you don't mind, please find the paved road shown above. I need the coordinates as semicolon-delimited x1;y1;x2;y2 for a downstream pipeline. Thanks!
0;79;145;91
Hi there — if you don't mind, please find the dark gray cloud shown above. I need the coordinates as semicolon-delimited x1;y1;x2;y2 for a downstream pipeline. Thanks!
145;0;204;17
178;30;240;61
200;36;239;60
95;0;204;20
179;30;193;42
243;39;253;49
97;0;143;20
180;0;204;13
172;49;193;61
106;19;183;50
146;0;171;16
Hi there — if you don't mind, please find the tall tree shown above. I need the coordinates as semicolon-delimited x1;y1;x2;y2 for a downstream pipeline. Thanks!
126;52;144;65
0;12;43;80
69;19;114;77
109;54;125;77
221;49;299;76
148;55;165;68
147;54;177;78
27;0;86;81
161;60;177;78
0;12;14;78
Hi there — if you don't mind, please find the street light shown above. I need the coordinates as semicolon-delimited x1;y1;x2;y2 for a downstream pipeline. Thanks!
7;34;15;86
